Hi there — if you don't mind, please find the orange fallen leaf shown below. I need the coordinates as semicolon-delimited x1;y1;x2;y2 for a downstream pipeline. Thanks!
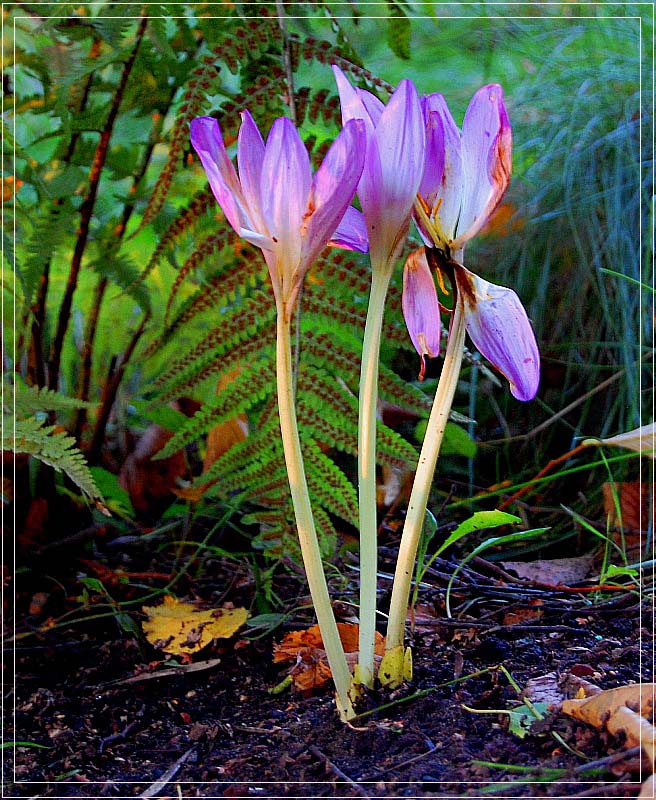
273;623;385;691
502;605;544;626
142;596;248;655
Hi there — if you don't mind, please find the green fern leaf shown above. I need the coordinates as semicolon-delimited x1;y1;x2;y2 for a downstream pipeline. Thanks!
10;381;97;417
154;361;276;460
154;326;275;404
5;417;102;501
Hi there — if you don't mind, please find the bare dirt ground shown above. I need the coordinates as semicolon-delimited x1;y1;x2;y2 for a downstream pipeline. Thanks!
4;519;651;800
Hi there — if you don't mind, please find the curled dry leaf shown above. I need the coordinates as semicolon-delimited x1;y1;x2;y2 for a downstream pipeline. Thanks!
142;595;248;655
562;682;656;793
273;623;385;691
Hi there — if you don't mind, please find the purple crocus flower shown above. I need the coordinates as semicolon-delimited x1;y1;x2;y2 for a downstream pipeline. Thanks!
332;66;425;273
190;111;367;314
403;86;540;401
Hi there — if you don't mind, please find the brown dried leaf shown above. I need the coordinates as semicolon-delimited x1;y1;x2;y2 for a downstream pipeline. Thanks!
522;673;563;708
603;481;654;535
500;554;594;586
501;603;543;625
142;596;248;655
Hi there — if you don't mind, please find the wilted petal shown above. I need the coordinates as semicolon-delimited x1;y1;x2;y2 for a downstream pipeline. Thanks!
455;85;511;248
329;205;368;253
237;110;267;233
402;248;442;380
190;116;251;234
300;118;366;271
260;117;312;276
456;266;539;401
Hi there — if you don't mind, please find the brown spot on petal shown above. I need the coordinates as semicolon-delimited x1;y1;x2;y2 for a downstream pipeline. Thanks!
418;353;427;382
453;265;477;311
491;127;512;194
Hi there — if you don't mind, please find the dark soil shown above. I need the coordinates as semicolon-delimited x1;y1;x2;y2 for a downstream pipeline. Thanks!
4;520;651;799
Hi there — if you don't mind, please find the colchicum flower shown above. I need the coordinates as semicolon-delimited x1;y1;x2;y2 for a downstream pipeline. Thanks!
333;65;425;274
190;111;368;315
191;111;367;720
403;85;540;401
332;66;426;689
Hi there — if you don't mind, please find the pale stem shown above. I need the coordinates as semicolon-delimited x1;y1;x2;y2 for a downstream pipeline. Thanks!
384;298;467;660
357;265;393;687
275;305;355;719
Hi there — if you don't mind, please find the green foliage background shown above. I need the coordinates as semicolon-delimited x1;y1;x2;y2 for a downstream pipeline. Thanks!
3;2;652;552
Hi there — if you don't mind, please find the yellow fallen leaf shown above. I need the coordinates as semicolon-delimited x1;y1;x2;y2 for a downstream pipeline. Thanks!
142;596;248;655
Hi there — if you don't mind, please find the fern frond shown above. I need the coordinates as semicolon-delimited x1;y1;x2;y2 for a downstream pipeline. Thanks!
5;416;102;501
88;252;150;311
134;188;215;287
19;202;72;303
303;331;431;416
155;361;276;459
154;323;276;404
153;254;268;350
140;17;283;230
10;381;97;416
162;229;239;330
196;409;280;487
302;438;358;528
139;55;228;228
291;36;394;94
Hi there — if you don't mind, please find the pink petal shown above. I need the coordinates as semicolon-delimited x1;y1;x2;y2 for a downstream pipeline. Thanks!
368;79;425;265
418;94;446;208
328;205;368;253
357;87;385;126
402;248;442;380
456;266;539;401
239;227;274;251
418;93;462;244
190;116;251;234
260;117;312;274
454;84;511;248
299;118;366;270
332;65;383;230
237;110;267;233
332;65;377;138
